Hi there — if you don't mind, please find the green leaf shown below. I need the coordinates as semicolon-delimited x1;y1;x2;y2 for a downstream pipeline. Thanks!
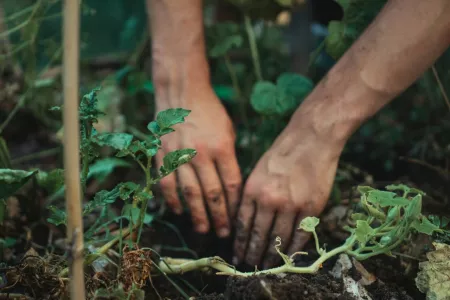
129;140;159;158
209;35;243;58
412;217;442;235
250;81;278;115
298;216;319;232
92;133;133;150
0;237;17;248
386;206;400;222
122;204;153;225
84;188;121;215
118;182;140;200
250;81;299;116
276;72;314;100
355;220;374;244
160;149;197;175
47;205;67;226
367;190;410;207
0;169;38;199
148;108;191;136
36;169;65;195
275;0;294;7
351;213;368;221
134;190;153;203
415;242;450;300
357;186;375;195
405;194;422;221
385;184;410;194
88;158;131;183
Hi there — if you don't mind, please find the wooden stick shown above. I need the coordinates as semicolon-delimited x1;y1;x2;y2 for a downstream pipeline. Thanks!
62;0;85;299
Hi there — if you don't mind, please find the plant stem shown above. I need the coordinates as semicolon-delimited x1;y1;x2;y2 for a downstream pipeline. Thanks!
158;237;356;276
223;54;250;130
59;225;135;277
244;15;263;81
11;147;60;165
136;156;153;244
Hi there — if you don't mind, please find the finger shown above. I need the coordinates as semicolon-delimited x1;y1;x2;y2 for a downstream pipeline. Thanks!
177;163;210;234
233;195;256;264
262;212;296;269
244;207;274;266
286;215;312;259
155;150;183;214
215;149;242;219
192;158;230;238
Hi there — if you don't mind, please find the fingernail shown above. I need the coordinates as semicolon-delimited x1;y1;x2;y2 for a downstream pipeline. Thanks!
196;224;208;233
174;208;183;215
232;256;239;265
218;227;230;238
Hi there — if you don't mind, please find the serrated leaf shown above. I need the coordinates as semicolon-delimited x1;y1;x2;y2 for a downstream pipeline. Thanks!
92;133;133;150
148;108;191;136
415;242;450;300
36;169;65;195
47;205;67;226
209;35;243;57
128;140;159;158
84;188;121;215
412;217;442;236
0;169;38;199
118;182;140;200
355;220;374;244
276;72;314;100
160;149;197;175
298;216;319;232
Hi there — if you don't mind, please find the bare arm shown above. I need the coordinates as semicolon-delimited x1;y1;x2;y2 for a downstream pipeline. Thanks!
145;0;241;238
146;0;211;107
291;0;450;148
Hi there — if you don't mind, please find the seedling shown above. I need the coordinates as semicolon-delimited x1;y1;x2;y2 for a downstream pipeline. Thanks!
157;184;443;276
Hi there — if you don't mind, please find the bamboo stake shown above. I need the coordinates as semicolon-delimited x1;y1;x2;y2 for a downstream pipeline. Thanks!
62;0;85;299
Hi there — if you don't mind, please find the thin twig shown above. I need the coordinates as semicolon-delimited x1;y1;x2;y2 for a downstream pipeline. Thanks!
431;65;450;111
244;15;263;81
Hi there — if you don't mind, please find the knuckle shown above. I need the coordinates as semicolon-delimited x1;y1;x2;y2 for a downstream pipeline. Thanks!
182;185;202;199
224;179;242;193
205;187;222;202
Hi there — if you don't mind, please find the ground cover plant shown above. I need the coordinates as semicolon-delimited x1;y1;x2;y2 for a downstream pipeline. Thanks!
1;0;450;299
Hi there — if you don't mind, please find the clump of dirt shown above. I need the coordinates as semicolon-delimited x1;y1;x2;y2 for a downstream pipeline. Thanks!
224;273;343;300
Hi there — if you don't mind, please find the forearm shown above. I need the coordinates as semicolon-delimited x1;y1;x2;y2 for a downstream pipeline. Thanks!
291;0;450;147
146;0;211;106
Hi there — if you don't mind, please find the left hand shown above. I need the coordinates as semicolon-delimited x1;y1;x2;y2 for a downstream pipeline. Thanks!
232;117;344;268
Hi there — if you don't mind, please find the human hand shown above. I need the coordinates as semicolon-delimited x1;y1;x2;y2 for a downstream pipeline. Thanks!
232;116;344;268
155;87;242;238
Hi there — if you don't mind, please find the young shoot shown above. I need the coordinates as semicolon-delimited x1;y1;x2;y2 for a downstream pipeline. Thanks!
157;184;443;276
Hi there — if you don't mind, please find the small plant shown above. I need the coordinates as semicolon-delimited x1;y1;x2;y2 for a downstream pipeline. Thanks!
156;184;443;276
46;88;196;244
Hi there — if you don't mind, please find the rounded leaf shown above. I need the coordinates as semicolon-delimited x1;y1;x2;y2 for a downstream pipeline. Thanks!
299;216;320;232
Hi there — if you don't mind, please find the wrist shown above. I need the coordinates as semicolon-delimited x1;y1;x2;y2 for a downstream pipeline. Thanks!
289;53;391;150
152;53;213;109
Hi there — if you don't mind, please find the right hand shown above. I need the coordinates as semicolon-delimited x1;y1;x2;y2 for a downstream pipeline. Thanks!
155;86;242;238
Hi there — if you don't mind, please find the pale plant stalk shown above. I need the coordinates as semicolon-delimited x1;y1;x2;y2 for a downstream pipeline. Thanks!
62;0;86;298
